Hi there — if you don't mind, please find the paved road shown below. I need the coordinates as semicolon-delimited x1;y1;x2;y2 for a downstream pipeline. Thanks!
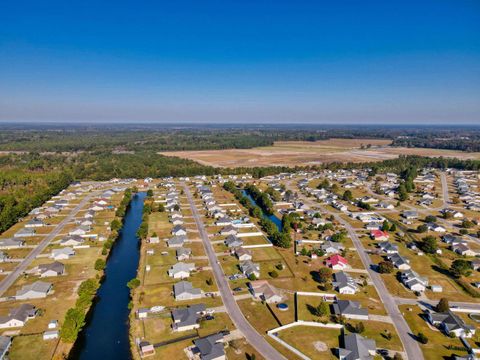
0;191;98;297
286;181;424;360
182;183;287;360
440;172;450;208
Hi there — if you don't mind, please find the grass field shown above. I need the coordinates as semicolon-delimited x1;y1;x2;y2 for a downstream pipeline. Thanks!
159;139;480;167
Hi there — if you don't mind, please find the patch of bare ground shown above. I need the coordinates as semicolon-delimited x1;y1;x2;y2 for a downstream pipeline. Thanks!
159;138;480;168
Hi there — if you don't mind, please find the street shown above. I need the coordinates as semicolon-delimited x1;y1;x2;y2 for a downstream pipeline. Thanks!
0;191;98;297
182;183;287;360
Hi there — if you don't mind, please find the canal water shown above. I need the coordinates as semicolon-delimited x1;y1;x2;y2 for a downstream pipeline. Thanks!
71;192;146;360
241;190;283;231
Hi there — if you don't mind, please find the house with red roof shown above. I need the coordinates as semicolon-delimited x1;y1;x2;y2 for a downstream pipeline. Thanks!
325;255;349;270
370;230;389;241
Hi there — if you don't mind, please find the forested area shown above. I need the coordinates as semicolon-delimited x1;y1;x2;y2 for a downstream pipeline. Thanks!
1;124;479;153
0;167;72;233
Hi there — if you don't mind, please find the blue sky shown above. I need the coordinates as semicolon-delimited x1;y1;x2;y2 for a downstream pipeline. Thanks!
0;0;479;124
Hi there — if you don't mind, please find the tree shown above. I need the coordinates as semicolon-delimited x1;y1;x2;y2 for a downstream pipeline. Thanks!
417;224;428;233
317;267;332;283
398;183;408;201
381;220;390;231
110;219;122;232
390;223;397;232
393;353;404;360
378;261;394;274
146;189;154;197
313;301;329;317
60;307;86;342
462;219;475;229
420;236;438;254
417;332;428;344
342;190;353;202
127;278;141;289
158;203;165;212
94;259;106;271
436;298;450;312
450;259;472;278
206;278;213;286
269;270;279;278
425;215;437;223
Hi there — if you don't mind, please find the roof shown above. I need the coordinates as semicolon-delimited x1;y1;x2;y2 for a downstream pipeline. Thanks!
171;304;206;327
38;261;65;274
174;281;201;296
0;304;36;324
16;281;52;296
194;333;225;360
430;310;475;333
326;254;348;266
332;300;368;317
339;333;376;360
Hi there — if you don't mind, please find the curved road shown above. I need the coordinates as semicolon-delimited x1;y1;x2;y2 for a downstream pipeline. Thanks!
286;181;423;360
182;183;287;360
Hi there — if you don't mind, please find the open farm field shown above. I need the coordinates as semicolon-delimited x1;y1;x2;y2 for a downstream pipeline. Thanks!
160;139;480;167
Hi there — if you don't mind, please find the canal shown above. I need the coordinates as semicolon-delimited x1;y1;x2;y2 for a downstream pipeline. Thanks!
241;190;283;231
71;191;146;360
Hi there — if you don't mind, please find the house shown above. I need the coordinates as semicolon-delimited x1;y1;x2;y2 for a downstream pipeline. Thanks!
193;333;226;360
338;333;376;360
50;247;75;260
441;208;464;219
427;223;446;233
172;218;184;226
402;210;418;219
215;217;232;227
167;235;187;248
442;234;465;245
427;309;476;338
235;247;253;261
249;280;284;303
365;222;381;231
370;230;389;241
0;336;12;360
176;247;192;261
224;235;243;248
174;281;202;301
148;236;160;244
139;341;155;357
333;271;358;294
471;259;480;271
377;201;394;210
14;228;36;238
171;304;206;332
0;252;7;263
168;262;195;279
331;300;368;320
321;241;345;255
15;281;52;300
240;260;260;279
171;225;187;236
325;255;349;270
387;253;411;270
0;304;37;329
378;241;398;254
0;238;25;250
36;262;65;277
452;243;477;257
43;330;59;340
25;218;45;228
219;225;237;236
60;235;84;247
400;269;428;292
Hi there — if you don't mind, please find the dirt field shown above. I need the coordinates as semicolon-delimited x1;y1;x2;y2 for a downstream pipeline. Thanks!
159;138;480;168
